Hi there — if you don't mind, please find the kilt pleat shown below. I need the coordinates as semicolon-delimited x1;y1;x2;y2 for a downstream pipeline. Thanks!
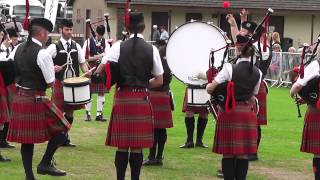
7;88;71;144
106;89;154;148
149;91;173;129
51;79;84;112
301;106;320;154
256;81;267;125
182;88;208;114
0;72;9;124
213;103;257;155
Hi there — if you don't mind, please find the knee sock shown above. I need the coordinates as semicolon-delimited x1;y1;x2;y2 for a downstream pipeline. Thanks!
235;159;249;180
129;152;143;180
115;151;129;180
156;128;167;159
222;157;236;180
21;144;35;180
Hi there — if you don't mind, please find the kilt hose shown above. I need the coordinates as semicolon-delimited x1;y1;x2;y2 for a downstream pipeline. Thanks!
301;106;320;154
182;88;208;114
7;88;71;144
51;79;84;112
106;88;154;148
256;80;268;125
213;102;258;155
149;91;173;129
0;72;9;124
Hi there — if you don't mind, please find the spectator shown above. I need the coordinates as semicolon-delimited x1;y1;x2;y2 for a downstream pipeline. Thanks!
152;25;160;42
160;26;169;40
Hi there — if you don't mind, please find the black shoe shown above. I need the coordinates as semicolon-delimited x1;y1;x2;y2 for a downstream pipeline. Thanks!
95;115;107;122
61;142;76;147
0;141;15;148
142;159;159;166
85;112;91;121
37;163;67;176
216;169;224;178
195;141;208;148
0;154;11;162
155;157;163;166
248;154;259;161
179;141;194;148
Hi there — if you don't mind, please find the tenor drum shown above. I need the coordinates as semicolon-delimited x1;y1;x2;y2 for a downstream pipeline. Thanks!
63;77;91;105
166;21;227;106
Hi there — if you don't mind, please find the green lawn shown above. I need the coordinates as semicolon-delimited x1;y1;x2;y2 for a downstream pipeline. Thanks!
0;79;314;180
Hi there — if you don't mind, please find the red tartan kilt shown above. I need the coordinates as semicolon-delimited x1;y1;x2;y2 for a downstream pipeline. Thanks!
0;87;9;124
149;91;173;129
106;89;153;148
182;88;208;114
301;106;320;154
90;82;108;95
7;89;70;144
213;103;258;155
256;81;267;125
51;80;84;112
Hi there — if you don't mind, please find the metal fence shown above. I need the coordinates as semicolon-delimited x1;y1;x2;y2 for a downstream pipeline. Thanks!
228;47;313;88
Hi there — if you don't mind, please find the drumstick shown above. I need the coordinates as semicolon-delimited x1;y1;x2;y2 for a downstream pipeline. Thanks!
80;67;96;77
61;62;72;68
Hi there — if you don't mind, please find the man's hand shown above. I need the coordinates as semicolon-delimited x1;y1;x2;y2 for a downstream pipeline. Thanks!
226;14;237;27
54;65;63;72
240;9;249;22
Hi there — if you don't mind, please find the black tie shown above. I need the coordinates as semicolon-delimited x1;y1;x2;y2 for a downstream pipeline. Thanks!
6;48;9;58
66;42;71;52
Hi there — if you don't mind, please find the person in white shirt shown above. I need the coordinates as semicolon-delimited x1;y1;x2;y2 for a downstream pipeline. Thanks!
96;11;163;180
6;18;71;179
160;26;169;41
0;28;19;149
82;25;110;122
46;19;90;148
290;59;320;180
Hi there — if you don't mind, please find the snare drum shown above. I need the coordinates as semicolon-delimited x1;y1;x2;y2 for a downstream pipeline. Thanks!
166;21;228;106
63;77;91;105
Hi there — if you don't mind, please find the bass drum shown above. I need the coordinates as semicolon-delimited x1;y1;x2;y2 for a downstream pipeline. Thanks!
166;21;228;86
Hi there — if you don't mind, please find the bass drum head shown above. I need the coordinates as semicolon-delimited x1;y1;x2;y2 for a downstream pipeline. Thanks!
166;21;227;86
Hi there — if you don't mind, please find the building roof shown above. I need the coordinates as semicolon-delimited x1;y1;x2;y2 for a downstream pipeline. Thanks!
106;0;320;11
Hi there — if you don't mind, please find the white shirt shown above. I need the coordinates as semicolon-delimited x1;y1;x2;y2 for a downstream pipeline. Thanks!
214;58;262;95
46;37;86;64
160;30;169;40
82;38;110;56
296;60;320;86
253;42;270;61
9;38;55;84
101;34;164;76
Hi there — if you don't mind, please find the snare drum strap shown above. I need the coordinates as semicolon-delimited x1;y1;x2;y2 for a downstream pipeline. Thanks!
225;81;236;113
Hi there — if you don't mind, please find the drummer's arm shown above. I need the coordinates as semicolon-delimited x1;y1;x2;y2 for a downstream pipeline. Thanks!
77;43;90;74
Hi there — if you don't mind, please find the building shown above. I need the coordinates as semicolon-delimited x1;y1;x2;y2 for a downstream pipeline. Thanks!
106;0;320;51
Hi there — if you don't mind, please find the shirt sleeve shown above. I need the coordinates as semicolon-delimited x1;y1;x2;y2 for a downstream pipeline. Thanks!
37;49;55;84
76;43;86;64
151;45;164;76
296;60;320;86
46;44;57;58
253;70;263;95
104;41;111;54
101;41;121;64
214;63;232;84
82;39;88;56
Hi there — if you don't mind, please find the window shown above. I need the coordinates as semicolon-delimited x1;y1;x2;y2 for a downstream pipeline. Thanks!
86;9;91;19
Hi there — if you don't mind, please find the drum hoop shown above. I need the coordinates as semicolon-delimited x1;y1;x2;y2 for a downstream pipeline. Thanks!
166;21;228;86
64;99;91;105
63;80;90;87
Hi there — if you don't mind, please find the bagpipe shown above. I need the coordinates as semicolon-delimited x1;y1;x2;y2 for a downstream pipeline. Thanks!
289;37;320;117
208;8;274;116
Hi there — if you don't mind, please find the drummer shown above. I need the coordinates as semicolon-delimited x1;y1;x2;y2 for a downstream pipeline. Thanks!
6;17;71;179
47;19;90;147
180;90;208;148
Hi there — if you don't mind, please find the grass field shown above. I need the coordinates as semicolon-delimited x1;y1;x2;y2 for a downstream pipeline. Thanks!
0;79;314;180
